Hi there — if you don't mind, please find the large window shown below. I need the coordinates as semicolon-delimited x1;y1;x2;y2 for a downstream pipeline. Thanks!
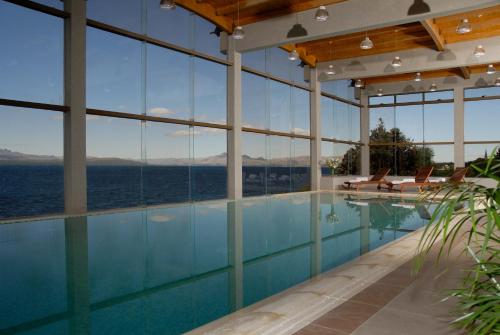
369;91;454;176
464;87;500;176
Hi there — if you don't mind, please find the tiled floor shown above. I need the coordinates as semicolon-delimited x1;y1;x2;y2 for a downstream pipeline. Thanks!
295;243;472;335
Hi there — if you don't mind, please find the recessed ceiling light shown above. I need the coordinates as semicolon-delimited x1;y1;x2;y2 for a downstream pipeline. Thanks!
391;56;402;68
314;5;329;22
288;49;299;61
414;72;422;82
473;45;486;57
159;0;175;9
377;88;383;96
456;18;471;34
360;36;374;50
487;64;496;75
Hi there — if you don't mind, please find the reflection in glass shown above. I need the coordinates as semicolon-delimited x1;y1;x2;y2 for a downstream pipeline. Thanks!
0;2;63;104
242;133;267;196
87;0;142;33
292;139;311;191
0;107;63;219
87;27;143;114
267;136;291;194
321;80;357;102
147;0;191;48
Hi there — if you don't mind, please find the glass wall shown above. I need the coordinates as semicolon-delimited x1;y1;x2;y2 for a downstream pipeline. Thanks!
369;91;454;176
464;87;500;176
0;2;65;219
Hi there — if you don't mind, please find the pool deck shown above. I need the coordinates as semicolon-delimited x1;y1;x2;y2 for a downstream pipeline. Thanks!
188;201;469;335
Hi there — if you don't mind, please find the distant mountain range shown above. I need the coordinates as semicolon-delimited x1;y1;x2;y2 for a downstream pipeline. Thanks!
0;149;310;166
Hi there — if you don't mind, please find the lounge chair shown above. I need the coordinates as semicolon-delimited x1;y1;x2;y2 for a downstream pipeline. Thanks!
428;166;469;189
343;168;391;191
388;166;434;192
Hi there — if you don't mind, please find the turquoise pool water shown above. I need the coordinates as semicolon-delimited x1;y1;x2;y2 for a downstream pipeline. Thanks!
0;193;430;334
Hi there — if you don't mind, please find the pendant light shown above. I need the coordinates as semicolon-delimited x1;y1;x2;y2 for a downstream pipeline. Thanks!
456;18;471;34
314;5;329;22
360;32;374;50
414;72;422;82
486;64;496;75
495;77;500;86
159;0;175;10
473;45;485;57
391;30;402;68
377;88;383;96
429;83;437;92
287;13;308;38
325;41;336;76
232;1;245;40
288;49;299;61
354;79;364;88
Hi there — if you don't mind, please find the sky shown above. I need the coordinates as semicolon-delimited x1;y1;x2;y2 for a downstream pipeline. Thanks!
0;1;499;163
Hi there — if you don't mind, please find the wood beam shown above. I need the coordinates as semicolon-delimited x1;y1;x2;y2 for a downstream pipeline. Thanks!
280;44;317;67
459;66;471;79
175;0;234;32
420;19;445;51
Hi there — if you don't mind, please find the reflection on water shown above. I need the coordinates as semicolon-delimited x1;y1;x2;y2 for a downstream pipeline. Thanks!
0;193;429;334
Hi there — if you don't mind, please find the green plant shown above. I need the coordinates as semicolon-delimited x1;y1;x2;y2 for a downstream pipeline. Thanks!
415;147;500;335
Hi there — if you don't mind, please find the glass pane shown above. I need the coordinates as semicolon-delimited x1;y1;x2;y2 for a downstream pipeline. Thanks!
191;127;227;200
424;103;453;142
242;72;267;129
370;107;395;143
86;116;143;211
32;0;64;9
396;93;422;103
369;95;393;105
144;122;190;205
465;144;500;176
242;133;266;196
146;0;191;48
370;145;394;175
333;100;351;141
0;107;63;219
395;145;424;176
267;136;290;194
333;143;360;175
0;2;63;104
292;139;310;192
87;0;143;33
242;49;266;72
291;63;308;86
321;141;333;176
321;97;334;139
146;44;190;120
395;105;423;142
269;80;291;133
422;144;454;177
465;100;500;141
292;88;310;135
350;105;361;142
267;48;290;81
194;16;225;59
194;58;227;124
465;86;500;98
321;80;357;102
424;90;453;101
87;27;143;114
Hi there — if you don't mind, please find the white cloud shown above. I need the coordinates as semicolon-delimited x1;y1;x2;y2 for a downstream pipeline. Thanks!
149;107;175;116
149;214;174;223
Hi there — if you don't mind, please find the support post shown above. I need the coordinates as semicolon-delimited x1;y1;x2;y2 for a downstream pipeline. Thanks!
310;193;322;277
227;34;243;200
228;201;243;311
360;91;370;176
453;87;465;167
64;0;87;214
310;67;322;190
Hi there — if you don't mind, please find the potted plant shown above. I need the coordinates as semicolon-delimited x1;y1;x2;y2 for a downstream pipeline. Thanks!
326;157;342;190
415;147;499;334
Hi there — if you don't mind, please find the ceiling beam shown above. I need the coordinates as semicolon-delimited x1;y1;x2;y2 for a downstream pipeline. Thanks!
175;0;234;33
280;44;317;67
235;0;499;52
315;36;500;81
459;66;471;79
420;19;445;51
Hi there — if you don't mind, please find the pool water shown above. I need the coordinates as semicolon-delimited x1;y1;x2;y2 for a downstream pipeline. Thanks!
0;193;431;334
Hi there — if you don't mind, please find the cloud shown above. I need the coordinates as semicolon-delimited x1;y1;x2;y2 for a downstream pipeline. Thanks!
292;127;309;135
168;129;200;137
149;107;176;116
149;214;174;223
86;115;100;121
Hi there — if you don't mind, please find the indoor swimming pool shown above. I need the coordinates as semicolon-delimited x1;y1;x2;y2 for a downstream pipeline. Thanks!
0;192;431;334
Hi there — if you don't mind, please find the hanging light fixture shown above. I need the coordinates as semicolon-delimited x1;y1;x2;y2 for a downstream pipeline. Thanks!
429;83;437;92
354;79;364;88
414;72;422;82
486;64;496;75
288;49;299;61
360;33;374;50
495;77;500;86
326;64;336;76
314;5;329;22
391;56;402;68
159;0;175;10
473;45;486;57
377;88;383;96
232;0;245;40
287;13;308;38
456;18;471;34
